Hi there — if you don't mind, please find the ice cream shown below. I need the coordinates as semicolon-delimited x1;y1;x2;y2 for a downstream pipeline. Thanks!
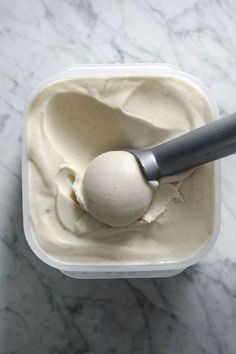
76;151;158;227
27;76;215;264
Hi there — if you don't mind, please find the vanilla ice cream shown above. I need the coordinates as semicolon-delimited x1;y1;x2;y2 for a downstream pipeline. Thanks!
76;151;158;227
27;76;215;264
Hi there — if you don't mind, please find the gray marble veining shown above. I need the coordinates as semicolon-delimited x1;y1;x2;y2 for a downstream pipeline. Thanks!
0;0;236;353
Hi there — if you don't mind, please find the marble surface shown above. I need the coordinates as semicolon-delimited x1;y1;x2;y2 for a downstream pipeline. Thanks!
0;0;236;353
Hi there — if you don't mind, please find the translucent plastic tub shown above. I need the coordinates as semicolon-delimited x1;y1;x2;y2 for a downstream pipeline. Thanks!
22;64;221;278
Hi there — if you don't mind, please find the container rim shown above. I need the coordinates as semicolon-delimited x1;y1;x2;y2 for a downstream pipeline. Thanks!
22;63;221;274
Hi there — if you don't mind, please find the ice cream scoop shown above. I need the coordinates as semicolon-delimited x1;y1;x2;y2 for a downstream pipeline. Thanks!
77;113;236;227
128;112;236;181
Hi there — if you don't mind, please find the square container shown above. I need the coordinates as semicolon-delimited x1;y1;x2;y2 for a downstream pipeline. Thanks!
22;64;221;278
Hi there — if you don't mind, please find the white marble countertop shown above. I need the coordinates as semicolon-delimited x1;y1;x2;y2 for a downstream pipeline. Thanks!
0;0;236;353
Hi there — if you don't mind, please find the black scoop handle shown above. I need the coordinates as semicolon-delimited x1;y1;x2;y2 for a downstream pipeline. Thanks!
152;113;236;178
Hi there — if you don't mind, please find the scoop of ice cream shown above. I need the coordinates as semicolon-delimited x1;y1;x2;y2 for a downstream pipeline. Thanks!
75;151;157;227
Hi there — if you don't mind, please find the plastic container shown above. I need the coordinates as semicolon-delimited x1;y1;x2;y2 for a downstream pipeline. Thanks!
22;64;221;279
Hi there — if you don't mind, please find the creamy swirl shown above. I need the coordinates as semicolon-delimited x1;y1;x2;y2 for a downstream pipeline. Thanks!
27;77;215;264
